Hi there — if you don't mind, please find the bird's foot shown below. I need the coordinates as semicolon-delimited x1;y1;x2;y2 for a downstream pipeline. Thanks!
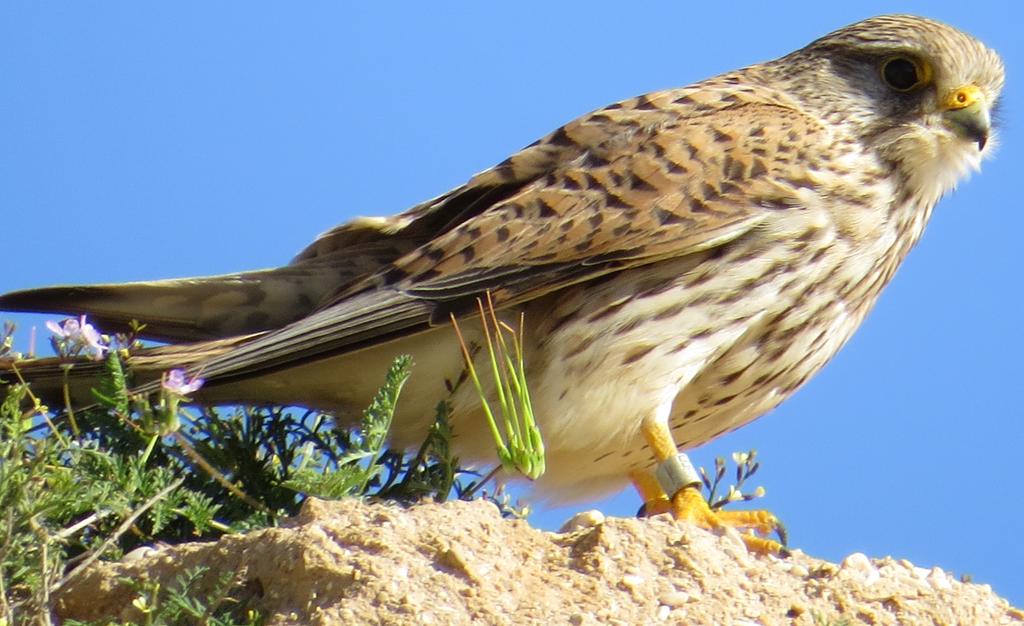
662;486;787;556
632;457;788;556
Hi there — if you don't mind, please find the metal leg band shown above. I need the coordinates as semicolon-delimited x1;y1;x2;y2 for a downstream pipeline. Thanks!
654;452;701;496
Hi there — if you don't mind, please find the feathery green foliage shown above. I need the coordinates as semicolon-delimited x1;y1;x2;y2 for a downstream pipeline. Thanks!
0;317;507;624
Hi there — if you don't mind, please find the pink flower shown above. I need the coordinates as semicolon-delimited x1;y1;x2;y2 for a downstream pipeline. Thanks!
46;315;109;360
162;369;204;395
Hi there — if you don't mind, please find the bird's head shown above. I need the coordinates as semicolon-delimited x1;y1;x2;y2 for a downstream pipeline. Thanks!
774;15;1005;207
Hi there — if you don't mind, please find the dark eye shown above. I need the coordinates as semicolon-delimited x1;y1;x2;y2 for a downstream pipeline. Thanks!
881;57;924;91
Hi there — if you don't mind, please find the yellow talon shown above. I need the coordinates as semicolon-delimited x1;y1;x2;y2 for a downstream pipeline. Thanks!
631;414;788;556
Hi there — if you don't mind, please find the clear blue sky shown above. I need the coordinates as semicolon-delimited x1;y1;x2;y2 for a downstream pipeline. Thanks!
3;1;1022;608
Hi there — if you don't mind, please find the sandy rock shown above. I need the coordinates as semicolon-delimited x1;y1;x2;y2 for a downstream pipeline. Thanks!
55;498;1023;625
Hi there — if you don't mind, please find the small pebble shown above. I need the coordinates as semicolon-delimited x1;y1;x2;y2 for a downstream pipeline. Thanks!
714;526;751;564
927;566;952;591
122;545;159;563
659;591;692;607
560;510;605;533
841;552;880;586
788;564;809;578
841;552;871;570
620;573;644;592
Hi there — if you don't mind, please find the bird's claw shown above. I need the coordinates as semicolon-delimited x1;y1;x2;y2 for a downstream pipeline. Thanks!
639;485;788;556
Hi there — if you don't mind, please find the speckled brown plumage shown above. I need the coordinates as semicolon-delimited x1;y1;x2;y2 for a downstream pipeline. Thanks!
0;15;1004;502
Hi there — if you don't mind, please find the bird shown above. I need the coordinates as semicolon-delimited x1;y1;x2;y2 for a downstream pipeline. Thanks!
0;15;1004;551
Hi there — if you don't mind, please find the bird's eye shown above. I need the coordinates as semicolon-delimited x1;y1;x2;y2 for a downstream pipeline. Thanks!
880;57;927;92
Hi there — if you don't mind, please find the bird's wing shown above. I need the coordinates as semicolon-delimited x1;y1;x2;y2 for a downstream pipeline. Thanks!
0;103;605;342
196;87;829;384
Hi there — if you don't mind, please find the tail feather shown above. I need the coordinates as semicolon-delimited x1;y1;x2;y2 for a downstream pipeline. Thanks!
0;266;344;342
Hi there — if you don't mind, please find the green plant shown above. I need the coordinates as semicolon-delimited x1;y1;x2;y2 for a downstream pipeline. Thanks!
700;449;766;510
0;316;513;624
64;566;262;626
450;294;544;480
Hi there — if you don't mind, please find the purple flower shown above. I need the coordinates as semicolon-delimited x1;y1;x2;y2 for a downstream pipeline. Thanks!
46;315;109;360
162;369;204;395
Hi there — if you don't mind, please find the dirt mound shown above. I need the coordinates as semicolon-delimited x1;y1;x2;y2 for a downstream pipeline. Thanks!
56;498;1023;625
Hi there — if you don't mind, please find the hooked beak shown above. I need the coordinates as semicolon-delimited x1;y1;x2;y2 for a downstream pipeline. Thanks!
941;84;991;150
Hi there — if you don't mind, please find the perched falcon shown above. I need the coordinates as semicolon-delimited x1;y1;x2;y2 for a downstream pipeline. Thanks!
0;15;1003;549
